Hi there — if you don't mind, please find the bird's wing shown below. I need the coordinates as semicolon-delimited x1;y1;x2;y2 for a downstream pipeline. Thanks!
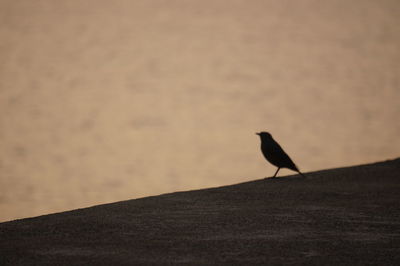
272;142;299;171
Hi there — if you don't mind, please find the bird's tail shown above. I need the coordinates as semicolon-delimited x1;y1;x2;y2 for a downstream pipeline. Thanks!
297;171;307;178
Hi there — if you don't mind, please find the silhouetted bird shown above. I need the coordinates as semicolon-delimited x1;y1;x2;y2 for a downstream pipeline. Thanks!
256;132;306;178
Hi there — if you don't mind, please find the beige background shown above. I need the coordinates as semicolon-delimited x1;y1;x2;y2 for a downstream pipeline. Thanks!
1;0;399;222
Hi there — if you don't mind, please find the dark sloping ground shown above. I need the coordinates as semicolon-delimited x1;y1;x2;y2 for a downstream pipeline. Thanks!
1;159;400;265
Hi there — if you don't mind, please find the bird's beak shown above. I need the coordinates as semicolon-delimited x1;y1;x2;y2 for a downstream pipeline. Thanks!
255;132;260;135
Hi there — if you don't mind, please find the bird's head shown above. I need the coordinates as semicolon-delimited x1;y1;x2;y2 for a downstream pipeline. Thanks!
256;131;272;139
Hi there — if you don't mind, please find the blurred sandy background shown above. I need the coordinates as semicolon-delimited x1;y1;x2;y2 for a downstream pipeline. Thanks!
1;0;399;222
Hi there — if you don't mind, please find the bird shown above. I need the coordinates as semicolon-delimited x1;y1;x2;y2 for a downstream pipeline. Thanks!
256;131;306;178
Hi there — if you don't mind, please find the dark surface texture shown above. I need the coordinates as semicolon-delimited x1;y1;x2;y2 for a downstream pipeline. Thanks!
1;158;400;265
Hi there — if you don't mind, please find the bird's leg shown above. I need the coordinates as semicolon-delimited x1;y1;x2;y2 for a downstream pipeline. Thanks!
272;167;280;178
